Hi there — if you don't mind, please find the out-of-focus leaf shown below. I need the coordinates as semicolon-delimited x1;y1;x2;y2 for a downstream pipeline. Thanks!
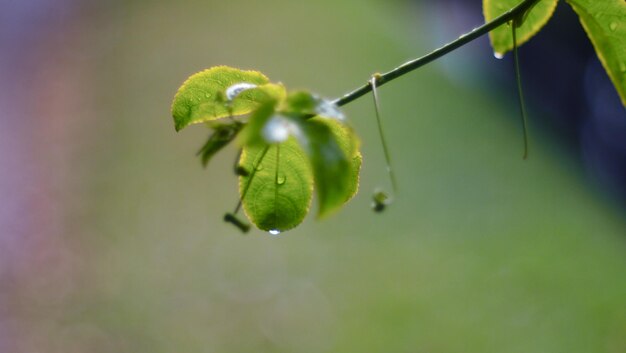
197;122;243;168
298;119;352;218
483;0;558;56
239;138;313;232
310;116;361;203
284;91;346;121
566;0;626;106
171;66;285;131
281;91;358;216
238;99;281;147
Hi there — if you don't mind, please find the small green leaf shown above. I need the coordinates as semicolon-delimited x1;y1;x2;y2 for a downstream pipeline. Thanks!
284;91;346;121
281;91;358;216
566;0;626;106
484;0;558;56
237;99;281;147
171;66;285;131
310;117;361;203
284;91;319;113
197;122;243;168
239;138;314;232
298;119;352;218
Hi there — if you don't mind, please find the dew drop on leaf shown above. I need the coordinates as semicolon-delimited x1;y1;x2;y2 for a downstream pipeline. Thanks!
225;82;258;101
315;100;345;121
609;22;617;32
262;116;293;143
277;174;286;185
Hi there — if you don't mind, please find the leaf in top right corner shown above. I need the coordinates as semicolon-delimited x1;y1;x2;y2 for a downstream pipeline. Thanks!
566;0;626;107
484;0;558;56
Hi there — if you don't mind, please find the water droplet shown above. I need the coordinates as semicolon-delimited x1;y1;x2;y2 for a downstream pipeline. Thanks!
255;164;264;171
609;22;618;31
315;100;345;121
277;174;286;185
205;92;212;98
493;52;505;60
225;82;257;101
262;115;294;143
268;229;281;235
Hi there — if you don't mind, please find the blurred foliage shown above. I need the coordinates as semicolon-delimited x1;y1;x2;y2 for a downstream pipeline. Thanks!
566;0;626;106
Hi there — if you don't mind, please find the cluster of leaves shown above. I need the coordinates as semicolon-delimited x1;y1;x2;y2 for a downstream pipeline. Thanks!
484;0;626;106
171;67;361;232
172;0;625;234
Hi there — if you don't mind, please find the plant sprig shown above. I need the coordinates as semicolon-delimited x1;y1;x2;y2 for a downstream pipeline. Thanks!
171;0;626;233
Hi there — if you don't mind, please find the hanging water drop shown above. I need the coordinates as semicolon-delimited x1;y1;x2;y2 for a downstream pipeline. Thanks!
268;229;281;235
494;52;505;60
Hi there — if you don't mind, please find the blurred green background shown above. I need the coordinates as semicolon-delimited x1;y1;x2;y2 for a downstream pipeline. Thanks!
1;0;625;352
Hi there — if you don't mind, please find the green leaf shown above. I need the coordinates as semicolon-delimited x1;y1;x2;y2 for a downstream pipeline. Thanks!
566;0;626;106
284;91;346;121
237;99;281;147
484;0;558;56
280;91;358;217
239;138;313;232
298;118;353;218
310;117;361;203
171;66;285;131
197;122;243;168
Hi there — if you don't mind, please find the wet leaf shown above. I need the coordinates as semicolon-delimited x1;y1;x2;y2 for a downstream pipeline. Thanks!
239;138;313;232
284;91;346;121
281;91;359;216
171;66;285;131
237;99;281;147
310;117;361;204
566;0;626;106
484;0;558;56
298;118;353;218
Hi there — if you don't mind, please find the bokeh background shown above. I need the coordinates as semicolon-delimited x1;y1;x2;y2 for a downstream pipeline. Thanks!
1;0;625;352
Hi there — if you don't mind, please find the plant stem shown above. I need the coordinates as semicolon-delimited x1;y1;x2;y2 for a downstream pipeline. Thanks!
234;144;270;214
332;0;540;107
371;75;398;193
513;19;530;160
